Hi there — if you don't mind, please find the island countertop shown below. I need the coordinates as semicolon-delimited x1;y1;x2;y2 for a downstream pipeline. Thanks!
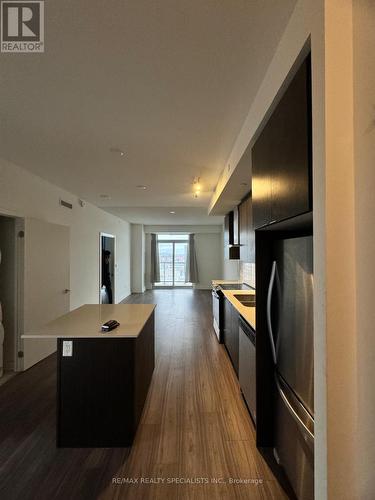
22;304;156;339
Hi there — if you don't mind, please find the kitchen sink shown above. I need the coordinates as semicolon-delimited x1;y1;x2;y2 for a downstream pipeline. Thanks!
234;294;256;307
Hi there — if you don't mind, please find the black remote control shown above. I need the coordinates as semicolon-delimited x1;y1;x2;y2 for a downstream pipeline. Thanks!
101;320;120;332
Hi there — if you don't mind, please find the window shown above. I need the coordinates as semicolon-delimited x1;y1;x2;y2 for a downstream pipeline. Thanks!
157;234;189;241
155;234;191;287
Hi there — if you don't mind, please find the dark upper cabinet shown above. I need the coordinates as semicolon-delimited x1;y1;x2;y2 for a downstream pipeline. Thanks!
224;211;240;260
252;55;312;229
252;168;272;230
239;195;255;264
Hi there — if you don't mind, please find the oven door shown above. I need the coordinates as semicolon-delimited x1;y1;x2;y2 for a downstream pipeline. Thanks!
212;289;221;342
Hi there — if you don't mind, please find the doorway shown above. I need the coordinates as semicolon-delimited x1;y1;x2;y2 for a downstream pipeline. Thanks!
100;233;115;304
154;234;192;288
0;215;23;382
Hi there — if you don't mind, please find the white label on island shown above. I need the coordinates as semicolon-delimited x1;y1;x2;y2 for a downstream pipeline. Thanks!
62;341;73;357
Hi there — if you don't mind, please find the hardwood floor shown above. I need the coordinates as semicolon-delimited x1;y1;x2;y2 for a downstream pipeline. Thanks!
0;290;288;500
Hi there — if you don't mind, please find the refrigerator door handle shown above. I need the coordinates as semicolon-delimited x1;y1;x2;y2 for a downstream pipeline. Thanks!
275;376;314;444
267;260;277;364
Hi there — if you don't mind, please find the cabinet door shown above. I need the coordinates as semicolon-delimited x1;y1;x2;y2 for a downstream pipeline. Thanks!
224;299;239;375
230;305;239;375
252;55;312;228
223;297;231;349
252;143;272;229
23;218;70;370
270;58;311;222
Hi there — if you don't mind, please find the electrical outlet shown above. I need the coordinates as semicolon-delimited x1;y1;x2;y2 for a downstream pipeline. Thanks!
62;341;73;357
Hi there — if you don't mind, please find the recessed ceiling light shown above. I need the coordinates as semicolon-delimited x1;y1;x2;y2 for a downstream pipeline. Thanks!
99;194;111;199
169;211;176;214
110;147;125;157
136;185;147;190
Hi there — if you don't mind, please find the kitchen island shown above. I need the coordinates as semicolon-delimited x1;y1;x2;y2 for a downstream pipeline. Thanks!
23;304;156;448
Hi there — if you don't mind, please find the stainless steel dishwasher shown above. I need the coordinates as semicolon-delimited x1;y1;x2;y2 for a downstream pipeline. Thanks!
239;316;256;424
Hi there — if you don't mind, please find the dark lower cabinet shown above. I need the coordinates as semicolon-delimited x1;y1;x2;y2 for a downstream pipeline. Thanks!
57;314;155;448
223;298;239;375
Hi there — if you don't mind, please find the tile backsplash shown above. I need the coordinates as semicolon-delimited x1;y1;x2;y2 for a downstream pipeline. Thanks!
240;262;255;289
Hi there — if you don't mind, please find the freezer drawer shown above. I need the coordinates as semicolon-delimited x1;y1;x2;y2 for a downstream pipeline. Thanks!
274;374;314;500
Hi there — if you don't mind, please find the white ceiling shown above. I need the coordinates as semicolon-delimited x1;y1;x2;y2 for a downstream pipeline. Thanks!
211;145;254;216
105;206;224;225
0;0;296;224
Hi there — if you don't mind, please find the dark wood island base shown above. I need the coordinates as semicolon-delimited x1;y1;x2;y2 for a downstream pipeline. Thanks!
56;312;155;448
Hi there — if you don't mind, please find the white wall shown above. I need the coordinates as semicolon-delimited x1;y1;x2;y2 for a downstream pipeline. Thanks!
144;225;222;289
323;3;359;499
193;232;222;289
353;1;375;496
0;158;131;366
145;225;222;234
131;224;145;293
145;233;152;290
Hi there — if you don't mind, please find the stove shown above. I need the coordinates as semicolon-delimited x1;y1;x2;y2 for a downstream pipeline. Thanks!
211;283;253;343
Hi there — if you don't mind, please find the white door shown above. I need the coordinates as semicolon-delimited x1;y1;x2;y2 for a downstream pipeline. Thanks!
23;218;70;370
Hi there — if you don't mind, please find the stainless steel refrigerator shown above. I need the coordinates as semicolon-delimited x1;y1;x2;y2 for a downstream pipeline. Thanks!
267;235;314;500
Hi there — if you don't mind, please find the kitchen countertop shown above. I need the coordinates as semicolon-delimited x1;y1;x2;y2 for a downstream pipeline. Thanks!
22;304;156;339
212;280;243;286
222;290;256;330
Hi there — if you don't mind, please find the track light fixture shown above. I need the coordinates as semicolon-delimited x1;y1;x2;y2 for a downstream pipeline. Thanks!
193;177;201;198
